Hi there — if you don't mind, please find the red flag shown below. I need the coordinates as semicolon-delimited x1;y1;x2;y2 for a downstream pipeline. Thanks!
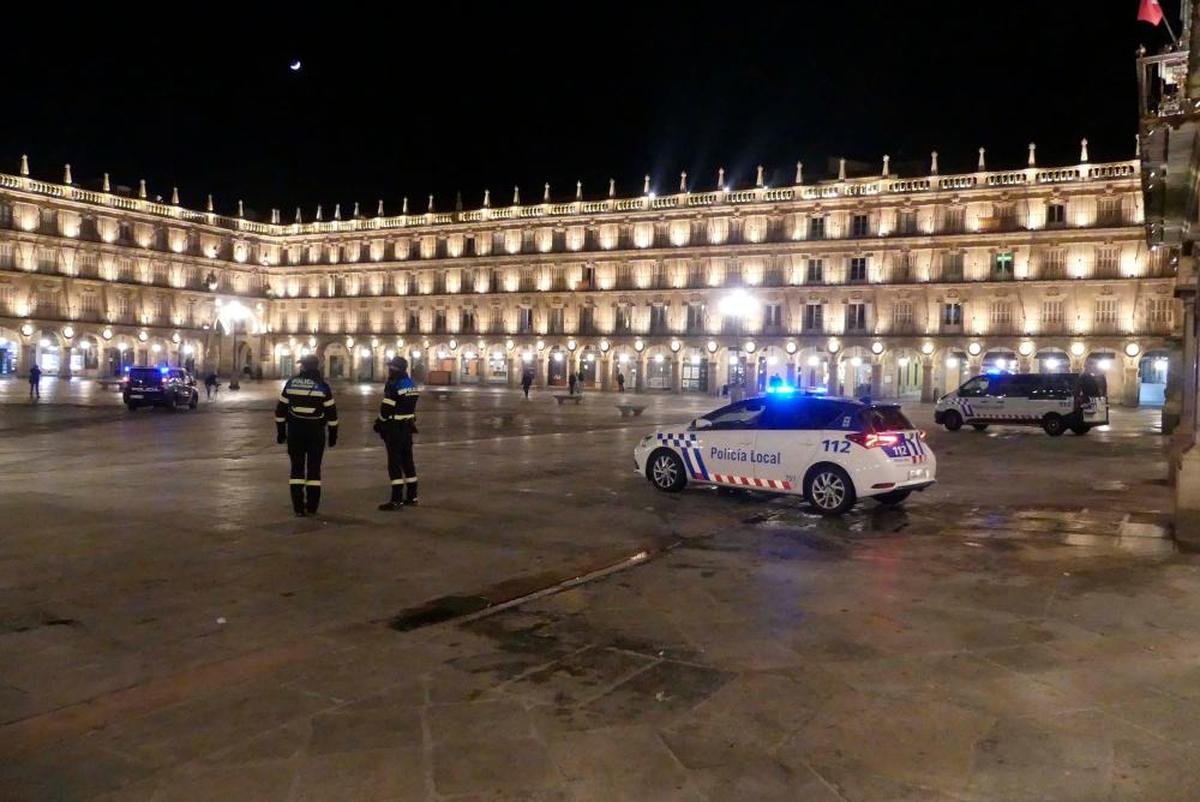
1138;0;1165;26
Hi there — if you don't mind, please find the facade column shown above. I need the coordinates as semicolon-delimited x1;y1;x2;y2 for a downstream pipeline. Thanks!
671;355;682;393
635;355;646;392
60;341;73;379
535;353;546;388
1122;361;1140;407
600;355;612;391
870;361;882;399
708;358;720;395
920;358;935;402
1163;344;1185;434
746;357;759;394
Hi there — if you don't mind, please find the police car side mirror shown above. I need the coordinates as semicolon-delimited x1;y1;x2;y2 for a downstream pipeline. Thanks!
691;417;712;431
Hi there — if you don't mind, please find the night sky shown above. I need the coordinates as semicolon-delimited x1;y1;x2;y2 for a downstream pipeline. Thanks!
1;2;1181;220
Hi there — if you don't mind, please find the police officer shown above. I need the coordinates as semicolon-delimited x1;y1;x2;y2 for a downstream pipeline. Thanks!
375;356;419;511
275;354;338;516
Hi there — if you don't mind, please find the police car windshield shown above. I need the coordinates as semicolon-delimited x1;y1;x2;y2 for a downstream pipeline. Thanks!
128;368;164;387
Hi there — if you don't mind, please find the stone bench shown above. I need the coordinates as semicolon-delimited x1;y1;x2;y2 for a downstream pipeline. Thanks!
553;394;583;405
430;388;455;401
615;404;647;417
97;379;125;391
489;413;517;426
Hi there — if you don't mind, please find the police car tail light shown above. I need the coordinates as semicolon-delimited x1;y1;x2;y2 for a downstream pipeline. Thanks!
844;432;900;449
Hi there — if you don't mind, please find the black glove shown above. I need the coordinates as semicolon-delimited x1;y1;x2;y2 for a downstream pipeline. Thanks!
276;424;286;445
328;427;338;448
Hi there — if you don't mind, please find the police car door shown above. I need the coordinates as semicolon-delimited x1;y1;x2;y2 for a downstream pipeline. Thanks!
694;398;765;486
955;375;995;422
751;398;825;492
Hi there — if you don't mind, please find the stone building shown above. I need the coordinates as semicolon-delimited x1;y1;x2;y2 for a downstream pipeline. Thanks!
0;144;1178;403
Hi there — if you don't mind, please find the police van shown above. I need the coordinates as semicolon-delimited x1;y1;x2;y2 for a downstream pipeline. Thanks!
633;392;936;516
934;372;1108;436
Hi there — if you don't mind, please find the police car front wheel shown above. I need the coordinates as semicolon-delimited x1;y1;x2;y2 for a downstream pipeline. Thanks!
805;465;856;516
1042;414;1067;437
647;450;687;493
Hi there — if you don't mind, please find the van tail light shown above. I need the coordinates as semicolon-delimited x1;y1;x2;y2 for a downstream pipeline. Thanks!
845;432;900;449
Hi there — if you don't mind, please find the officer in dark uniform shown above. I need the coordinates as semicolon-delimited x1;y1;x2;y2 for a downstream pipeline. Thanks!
374;356;419;511
275;354;338;516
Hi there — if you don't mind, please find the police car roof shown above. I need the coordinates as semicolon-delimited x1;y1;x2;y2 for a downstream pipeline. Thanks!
752;393;899;409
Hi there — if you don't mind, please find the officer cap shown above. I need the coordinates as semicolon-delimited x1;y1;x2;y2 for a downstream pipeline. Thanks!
387;355;408;372
298;353;320;371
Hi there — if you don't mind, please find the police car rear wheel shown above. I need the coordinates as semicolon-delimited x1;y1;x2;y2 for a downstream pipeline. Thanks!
805;465;855;516
1070;423;1090;435
648;450;687;493
1042;414;1066;437
943;411;963;431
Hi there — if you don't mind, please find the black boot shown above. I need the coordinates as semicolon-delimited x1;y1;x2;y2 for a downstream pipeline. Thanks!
378;483;405;511
306;484;321;515
290;483;306;516
406;481;419;506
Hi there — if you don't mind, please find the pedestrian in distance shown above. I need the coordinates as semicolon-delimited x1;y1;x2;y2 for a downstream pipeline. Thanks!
28;363;41;400
568;371;578;395
204;371;218;400
616;370;625;392
375;356;420;511
521;369;533;399
275;354;338;517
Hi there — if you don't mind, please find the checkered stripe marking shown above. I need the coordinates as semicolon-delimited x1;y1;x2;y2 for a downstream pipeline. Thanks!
711;474;792;490
656;432;710;481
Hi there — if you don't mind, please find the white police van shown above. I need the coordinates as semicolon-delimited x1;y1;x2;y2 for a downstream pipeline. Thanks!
935;372;1109;436
634;392;936;515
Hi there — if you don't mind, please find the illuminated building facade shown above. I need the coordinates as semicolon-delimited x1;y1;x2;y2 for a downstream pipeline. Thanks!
0;144;1178;403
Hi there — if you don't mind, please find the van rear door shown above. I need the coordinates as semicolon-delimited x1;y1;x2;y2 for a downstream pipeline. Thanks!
1077;373;1109;425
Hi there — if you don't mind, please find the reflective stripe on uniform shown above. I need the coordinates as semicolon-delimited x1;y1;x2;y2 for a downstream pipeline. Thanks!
328;420;339;426
390;413;415;420
305;480;321;486
403;476;418;483
293;406;317;414
381;397;396;406
274;417;285;423
278;394;290;404
390;478;407;485
288;478;305;485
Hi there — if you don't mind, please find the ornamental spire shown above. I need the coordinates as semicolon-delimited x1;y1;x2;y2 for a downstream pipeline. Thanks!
575;180;582;201
543;182;550;203
643;174;650;194
608;178;615;198
930;151;939;175
333;203;341;220
295;207;302;223
882;155;889;177
838;158;846;181
353;201;361;218
207;194;214;212
1080;137;1089;163
513;185;520;205
63;164;72;185
237;199;244;218
19;154;28;176
977;147;986;171
402;197;408;214
377;199;384;216
679;171;687;193
756;164;764;187
795;162;803;184
717;166;725;189
138;179;147;199
103;173;111;192
316;204;323;221
427;194;434;213
171;186;179;205
483;189;490;208
1027;142;1037;166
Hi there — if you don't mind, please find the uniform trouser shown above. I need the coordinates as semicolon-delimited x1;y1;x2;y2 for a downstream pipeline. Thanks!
287;421;326;512
383;423;418;502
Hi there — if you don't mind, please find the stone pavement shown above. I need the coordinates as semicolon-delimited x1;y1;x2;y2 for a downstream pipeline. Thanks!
0;377;1195;801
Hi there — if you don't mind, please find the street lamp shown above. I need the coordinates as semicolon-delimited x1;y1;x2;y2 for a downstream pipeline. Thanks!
216;299;255;390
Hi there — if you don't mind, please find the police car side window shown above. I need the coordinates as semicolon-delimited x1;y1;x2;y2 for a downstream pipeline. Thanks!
958;377;990;397
706;400;765;430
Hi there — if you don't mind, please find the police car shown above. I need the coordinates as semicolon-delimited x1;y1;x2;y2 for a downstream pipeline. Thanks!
934;372;1109;436
634;391;936;515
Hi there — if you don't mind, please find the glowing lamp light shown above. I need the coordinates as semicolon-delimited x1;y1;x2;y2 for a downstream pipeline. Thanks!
1045;357;1061;370
137;330;149;342
171;331;182;344
62;325;75;340
870;341;884;355
654;353;665;364
921;341;935;355
690;354;701;365
728;355;740;365
521;351;533;363
506;339;515;351
411;349;423;358
1097;358;1113;371
553;352;565;362
1124;342;1141;358
1070;342;1086;357
967;342;982;356
566;338;578;352
38;338;51;348
78;340;90;351
670;339;681;353
345;337;355;348
807;355;820;367
785;341;798;355
20;323;34;337
718;289;759;319
994;358;1007;370
634;339;645;353
536;339;546;351
308;336;317;348
102;327;113;340
448;338;459;351
946;357;960;369
183;345;195;356
849;356;863;367
599;339;610;353
151;344;162;353
618;353;629;364
827;337;841;354
743;340;757;354
898;357;910;367
706;340;718;354
1018;340;1035;357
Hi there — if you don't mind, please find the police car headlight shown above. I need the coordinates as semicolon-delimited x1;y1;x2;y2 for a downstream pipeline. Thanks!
639;435;654;447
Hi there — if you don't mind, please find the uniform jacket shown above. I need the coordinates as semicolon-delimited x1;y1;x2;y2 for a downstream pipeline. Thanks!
275;373;339;430
378;375;419;424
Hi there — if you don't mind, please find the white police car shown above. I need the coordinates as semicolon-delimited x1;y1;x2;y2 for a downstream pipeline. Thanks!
935;372;1109;436
634;392;936;515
